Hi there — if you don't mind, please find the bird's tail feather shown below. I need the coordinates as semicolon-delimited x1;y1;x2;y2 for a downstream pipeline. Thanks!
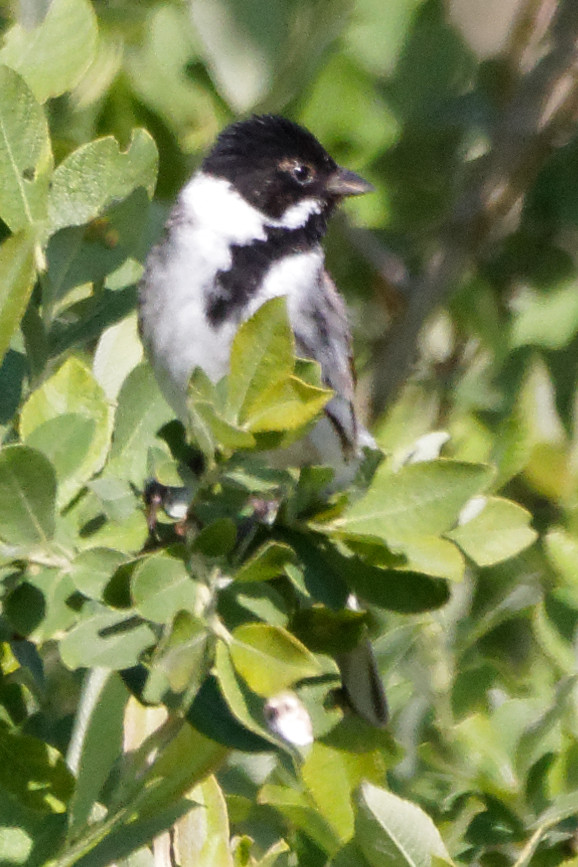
336;638;389;728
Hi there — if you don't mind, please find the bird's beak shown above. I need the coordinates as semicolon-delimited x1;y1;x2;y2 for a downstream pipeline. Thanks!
325;167;374;197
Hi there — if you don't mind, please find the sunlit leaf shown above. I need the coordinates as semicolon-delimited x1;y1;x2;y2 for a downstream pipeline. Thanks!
228;297;293;420
0;66;52;231
131;550;197;624
48;129;158;233
355;782;453;867
0;0;97;102
336;460;493;542
110;362;173;484
230;623;320;697
20;358;114;508
243;375;331;433
173;775;234;866
67;671;129;835
60;606;155;670
447;496;537;566
0;230;37;367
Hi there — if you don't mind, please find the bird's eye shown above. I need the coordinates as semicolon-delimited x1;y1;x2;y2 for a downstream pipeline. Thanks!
290;163;313;184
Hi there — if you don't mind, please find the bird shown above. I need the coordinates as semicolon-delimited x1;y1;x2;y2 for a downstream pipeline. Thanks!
138;114;388;728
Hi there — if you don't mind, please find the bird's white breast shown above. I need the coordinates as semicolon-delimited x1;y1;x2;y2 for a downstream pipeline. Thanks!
140;172;324;420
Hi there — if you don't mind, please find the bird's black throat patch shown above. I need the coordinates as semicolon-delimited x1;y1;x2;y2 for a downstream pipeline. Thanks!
205;212;326;327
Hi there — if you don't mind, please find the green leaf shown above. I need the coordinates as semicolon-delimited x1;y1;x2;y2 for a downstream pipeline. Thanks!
355;782;453;867
344;0;424;77
447;497;537;566
70;548;130;600
59;606;155;670
393;535;465;581
20;357;114;508
290;607;368;655
215;642;278;746
0;230;37;367
172;775;234;867
92;314;144;402
188;398;256;452
336;460;494;542
125;3;209;149
230;623;320;697
48;129;158;233
79;508;148;555
191;519;237;558
26;413;96;498
190;0;284;112
511;282;578;350
0;65;52;231
0;349;27;426
144;611;211;700
190;0;349;114
515;676;577;778
44;188;151;311
6;569;77;641
187;674;273;752
0;0;97;103
293;533;449;613
0;726;73;813
302;743;355;842
235;541;296;583
243;375;331;433
255;839;291;867
259;783;342;854
136;723;228;820
109;363;173;484
229;583;289;628
533;789;578;830
131;550;198;624
69;799;195;867
228;297;293;421
67;671;129;836
544;526;578;586
89;476;137;523
454;703;538;796
0;445;55;546
49;284;138;358
329;841;371;867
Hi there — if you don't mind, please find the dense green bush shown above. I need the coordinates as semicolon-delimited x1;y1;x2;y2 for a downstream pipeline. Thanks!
0;1;577;865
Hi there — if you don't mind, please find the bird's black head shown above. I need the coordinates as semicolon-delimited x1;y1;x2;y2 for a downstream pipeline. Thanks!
202;115;372;221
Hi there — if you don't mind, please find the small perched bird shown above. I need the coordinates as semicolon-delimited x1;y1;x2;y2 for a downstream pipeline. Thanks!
139;114;388;727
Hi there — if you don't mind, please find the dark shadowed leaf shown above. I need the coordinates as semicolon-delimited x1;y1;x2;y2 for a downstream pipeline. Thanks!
0;726;73;813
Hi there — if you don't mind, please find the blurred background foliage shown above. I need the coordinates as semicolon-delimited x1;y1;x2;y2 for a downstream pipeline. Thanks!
1;0;578;865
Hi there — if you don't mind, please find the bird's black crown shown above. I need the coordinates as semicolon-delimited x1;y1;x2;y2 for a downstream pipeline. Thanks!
202;115;339;220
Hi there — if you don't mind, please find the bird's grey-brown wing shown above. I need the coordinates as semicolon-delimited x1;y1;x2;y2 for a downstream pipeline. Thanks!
293;269;359;458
